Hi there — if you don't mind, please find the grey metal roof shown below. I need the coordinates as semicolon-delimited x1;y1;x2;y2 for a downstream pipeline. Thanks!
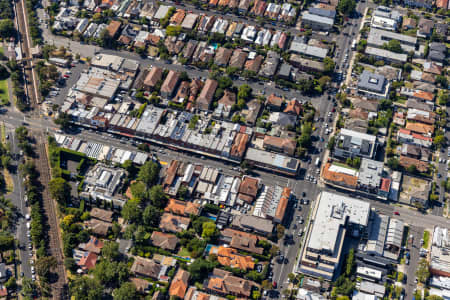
309;7;336;19
357;70;387;93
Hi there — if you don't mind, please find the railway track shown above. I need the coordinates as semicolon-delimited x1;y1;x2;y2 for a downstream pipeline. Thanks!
13;0;40;108
35;135;67;299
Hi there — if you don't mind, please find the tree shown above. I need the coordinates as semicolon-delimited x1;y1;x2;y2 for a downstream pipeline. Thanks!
323;57;335;74
337;0;356;15
436;75;448;88
130;181;147;201
49;177;71;205
5;276;16;291
387;157;400;170
69;276;103;300
238;84;252;102
327;136;336;150
188;258;216;282
434;135;446;148
36;256;57;280
138;161;160;187
121;198;141;223
93;260;129;288
21;277;35;298
102;241;120;261
54;112;71;131
384;40;403;53
149;185;167;208
202;222;218;239
345;249;355;277
407;165;417;174
113;282;137;300
166;25;182;36
143;205;161;227
0;19;15;38
64;257;77;272
416;258;430;283
15;126;28;142
276;224;285;240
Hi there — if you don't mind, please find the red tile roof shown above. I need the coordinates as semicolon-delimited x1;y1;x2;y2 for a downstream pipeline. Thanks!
380;178;391;192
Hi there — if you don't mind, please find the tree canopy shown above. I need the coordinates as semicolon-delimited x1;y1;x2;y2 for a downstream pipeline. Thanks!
49;177;71;205
337;0;356;15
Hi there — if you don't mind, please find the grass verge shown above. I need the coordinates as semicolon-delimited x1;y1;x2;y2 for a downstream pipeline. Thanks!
0;79;9;105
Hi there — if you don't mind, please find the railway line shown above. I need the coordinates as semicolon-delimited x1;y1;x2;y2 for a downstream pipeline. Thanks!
35;135;67;299
13;0;40;107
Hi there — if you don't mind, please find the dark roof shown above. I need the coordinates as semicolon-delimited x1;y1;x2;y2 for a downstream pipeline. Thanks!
309;7;336;18
357;70;387;93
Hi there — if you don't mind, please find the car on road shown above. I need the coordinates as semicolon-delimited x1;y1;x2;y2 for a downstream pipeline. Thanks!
273;281;277;288
394;211;400;215
20;272;24;277
299;218;304;224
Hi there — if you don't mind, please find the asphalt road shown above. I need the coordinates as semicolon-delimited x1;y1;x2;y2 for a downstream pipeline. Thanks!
3;124;33;280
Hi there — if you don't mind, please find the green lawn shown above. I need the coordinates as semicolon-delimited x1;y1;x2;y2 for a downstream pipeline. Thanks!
0;79;9;105
423;230;430;248
177;247;191;257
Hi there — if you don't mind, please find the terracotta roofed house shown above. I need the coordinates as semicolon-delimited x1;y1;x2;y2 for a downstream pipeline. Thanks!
106;20;121;38
131;257;162;280
150;231;179;251
238;176;260;204
160;70;180;99
79;236;104;254
220;228;265;254
90;208;113;222
164;198;200;216
321;163;358;189
402;17;417;30
284;99;302;116
209;246;255;270
196;79;218;111
229;49;248;69
230;133;249;160
170;9;186;25
143;67;163;90
263;135;296;156
245;55;264;73
169;269;190;299
174;81;190;103
437;0;448;8
214;47;233;66
405;122;434;137
399;155;429;172
159;213;191;233
204;268;260;298
266;94;284;111
77;251;98;271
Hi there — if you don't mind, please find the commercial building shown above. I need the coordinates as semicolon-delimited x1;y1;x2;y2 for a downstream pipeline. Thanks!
357;70;390;100
370;6;402;31
367;28;417;53
289;36;328;60
365;47;408;64
299;192;371;280
245;147;300;176
301;12;334;31
253;185;292;223
334;129;378;159
431;227;450;277
79;164;127;207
